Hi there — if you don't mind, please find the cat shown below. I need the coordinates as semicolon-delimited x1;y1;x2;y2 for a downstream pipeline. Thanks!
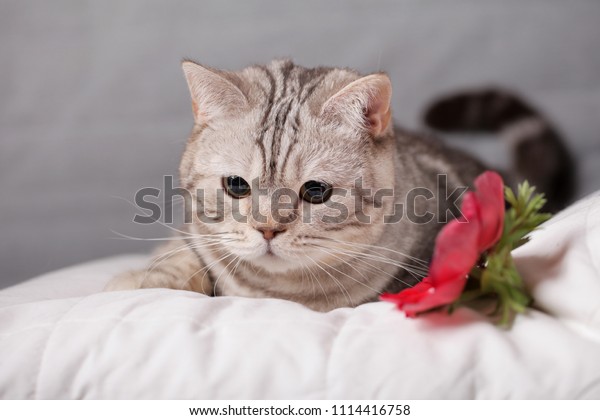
105;59;574;311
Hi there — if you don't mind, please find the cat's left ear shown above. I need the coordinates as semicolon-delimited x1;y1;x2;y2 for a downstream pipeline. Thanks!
321;74;392;137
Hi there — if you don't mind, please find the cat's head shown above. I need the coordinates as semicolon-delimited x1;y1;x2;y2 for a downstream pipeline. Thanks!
180;59;396;273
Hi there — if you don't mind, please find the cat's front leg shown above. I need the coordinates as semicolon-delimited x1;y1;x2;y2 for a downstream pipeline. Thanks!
104;239;213;295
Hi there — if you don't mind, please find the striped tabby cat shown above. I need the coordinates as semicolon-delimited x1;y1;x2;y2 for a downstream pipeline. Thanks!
106;59;574;311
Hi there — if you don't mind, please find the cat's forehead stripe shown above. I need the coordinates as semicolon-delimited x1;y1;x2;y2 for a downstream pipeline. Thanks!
279;70;336;181
256;61;295;183
255;65;276;177
254;61;336;185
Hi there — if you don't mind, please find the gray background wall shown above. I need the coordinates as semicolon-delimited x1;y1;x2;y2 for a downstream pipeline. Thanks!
1;0;599;288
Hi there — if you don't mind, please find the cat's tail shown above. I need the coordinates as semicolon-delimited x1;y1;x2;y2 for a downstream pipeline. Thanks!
423;88;576;212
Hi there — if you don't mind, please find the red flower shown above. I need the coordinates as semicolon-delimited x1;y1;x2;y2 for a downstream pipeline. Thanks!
381;171;505;317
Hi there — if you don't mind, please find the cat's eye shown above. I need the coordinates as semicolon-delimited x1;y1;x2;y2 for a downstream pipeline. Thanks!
300;180;332;204
223;175;251;198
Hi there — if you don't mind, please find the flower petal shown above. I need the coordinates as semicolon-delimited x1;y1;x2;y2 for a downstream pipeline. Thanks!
428;192;480;285
473;171;505;251
381;278;436;317
381;279;433;305
381;274;470;317
402;276;469;317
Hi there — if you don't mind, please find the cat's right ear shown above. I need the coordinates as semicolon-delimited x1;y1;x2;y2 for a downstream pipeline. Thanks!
321;73;392;137
181;61;248;124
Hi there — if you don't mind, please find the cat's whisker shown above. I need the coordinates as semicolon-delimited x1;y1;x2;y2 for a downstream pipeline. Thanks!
111;196;192;235
228;256;244;296
349;252;428;278
299;260;319;301
300;250;331;306
336;244;430;273
313;254;381;300
144;242;216;283
315;252;382;297
110;195;222;240
306;242;428;278
314;247;374;286
303;236;430;268
179;250;234;294
316;246;418;288
304;254;352;306
297;263;312;299
304;242;430;277
315;246;419;288
329;247;429;276
309;242;423;276
143;243;195;286
109;230;234;242
200;252;234;294
212;254;240;297
338;242;430;269
144;237;236;285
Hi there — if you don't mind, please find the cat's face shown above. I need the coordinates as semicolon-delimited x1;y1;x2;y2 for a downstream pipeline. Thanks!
180;60;396;273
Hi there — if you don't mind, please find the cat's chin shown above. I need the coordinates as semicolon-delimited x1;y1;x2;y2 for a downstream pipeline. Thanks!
250;253;301;274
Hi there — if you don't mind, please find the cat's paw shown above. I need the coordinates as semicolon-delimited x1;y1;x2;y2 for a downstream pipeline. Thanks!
104;270;145;292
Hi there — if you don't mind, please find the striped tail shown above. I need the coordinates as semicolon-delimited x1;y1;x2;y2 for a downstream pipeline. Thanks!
423;88;576;212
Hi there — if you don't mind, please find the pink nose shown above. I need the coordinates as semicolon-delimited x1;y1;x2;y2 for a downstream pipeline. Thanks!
256;227;286;240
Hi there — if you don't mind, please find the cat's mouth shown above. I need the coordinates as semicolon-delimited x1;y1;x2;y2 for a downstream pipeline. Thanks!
264;245;282;260
250;242;302;273
253;251;295;273
265;242;277;257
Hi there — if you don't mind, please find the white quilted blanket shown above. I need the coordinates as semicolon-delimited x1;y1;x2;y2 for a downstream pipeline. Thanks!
1;193;600;399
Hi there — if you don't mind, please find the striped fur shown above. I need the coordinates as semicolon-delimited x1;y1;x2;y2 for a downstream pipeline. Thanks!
106;59;489;311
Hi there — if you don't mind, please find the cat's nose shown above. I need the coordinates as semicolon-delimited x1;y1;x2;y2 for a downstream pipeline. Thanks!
256;227;286;241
